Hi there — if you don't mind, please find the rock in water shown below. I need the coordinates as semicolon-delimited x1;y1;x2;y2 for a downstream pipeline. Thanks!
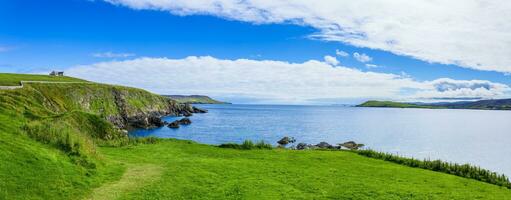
178;117;192;125
148;116;165;127
168;121;180;129
277;136;296;146
315;142;333;149
193;107;208;113
296;143;309;150
339;141;365;150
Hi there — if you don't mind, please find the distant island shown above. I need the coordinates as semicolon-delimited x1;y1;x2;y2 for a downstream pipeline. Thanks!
164;95;230;104
358;99;511;110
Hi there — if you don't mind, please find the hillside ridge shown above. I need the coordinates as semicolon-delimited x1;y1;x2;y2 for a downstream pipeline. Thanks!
164;95;229;104
358;99;511;110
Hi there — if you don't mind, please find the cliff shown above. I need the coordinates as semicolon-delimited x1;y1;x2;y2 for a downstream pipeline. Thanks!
23;83;206;130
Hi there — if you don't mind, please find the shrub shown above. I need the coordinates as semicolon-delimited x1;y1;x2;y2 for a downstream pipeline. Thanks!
219;140;273;150
357;149;511;189
128;136;161;145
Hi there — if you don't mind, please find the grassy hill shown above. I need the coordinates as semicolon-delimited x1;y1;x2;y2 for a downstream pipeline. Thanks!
1;73;511;199
438;99;511;110
0;73;87;86
357;100;442;109
164;95;229;104
358;99;511;110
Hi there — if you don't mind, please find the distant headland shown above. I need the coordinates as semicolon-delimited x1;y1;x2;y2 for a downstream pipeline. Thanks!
358;99;511;110
163;95;230;104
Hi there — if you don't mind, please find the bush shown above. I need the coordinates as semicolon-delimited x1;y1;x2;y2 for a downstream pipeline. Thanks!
219;140;273;150
128;137;161;145
357;149;511;189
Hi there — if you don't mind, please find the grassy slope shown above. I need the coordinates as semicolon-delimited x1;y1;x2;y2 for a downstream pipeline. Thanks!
0;73;87;86
358;101;441;109
1;74;511;199
99;140;511;199
0;80;174;199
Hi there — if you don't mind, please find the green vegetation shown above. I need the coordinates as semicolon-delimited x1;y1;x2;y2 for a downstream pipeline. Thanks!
219;140;273;150
164;95;229;104
357;150;511;189
0;73;86;86
0;75;177;199
358;99;511;110
358;100;441;109
1;73;511;199
97;140;511;199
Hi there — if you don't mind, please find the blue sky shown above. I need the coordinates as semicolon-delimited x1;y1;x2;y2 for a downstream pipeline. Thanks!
1;0;510;104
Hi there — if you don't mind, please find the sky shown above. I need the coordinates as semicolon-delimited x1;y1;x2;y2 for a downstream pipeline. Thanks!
1;0;510;104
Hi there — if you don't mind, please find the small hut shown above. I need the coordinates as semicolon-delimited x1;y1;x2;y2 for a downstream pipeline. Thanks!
49;71;64;76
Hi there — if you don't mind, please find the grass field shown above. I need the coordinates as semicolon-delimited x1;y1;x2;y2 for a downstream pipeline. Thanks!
1;73;511;199
0;73;86;86
97;140;511;199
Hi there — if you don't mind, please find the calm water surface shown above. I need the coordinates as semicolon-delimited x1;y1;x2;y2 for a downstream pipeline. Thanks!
131;104;511;176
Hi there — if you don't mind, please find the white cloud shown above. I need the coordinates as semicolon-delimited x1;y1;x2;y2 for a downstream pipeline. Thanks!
323;55;339;66
353;52;372;63
365;64;378;68
103;0;511;73
414;78;510;100
335;50;349;57
92;51;135;58
66;56;510;103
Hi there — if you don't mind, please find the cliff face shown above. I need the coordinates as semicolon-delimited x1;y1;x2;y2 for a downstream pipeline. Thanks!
24;83;206;130
109;88;206;130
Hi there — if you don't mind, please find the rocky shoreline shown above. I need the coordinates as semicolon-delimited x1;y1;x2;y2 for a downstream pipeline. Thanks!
107;89;207;131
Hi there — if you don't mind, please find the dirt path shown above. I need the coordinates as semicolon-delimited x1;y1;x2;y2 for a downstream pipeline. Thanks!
0;81;91;90
86;164;163;200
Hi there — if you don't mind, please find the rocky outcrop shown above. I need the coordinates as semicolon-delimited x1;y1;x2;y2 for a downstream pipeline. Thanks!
109;88;206;130
167;117;192;129
315;142;334;149
178;117;192;125
293;141;365;150
277;136;296;146
339;141;365;150
168;121;180;129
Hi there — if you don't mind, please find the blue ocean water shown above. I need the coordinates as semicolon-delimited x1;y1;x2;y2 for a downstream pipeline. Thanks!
131;104;511;176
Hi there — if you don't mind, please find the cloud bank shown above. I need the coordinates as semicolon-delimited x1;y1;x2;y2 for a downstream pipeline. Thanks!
67;56;510;104
103;0;511;73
